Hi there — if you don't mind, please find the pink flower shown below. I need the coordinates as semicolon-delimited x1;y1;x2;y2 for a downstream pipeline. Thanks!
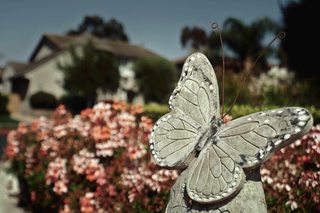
46;157;68;195
4;131;19;158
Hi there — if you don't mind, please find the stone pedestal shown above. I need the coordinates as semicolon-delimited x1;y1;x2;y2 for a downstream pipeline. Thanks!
166;167;267;213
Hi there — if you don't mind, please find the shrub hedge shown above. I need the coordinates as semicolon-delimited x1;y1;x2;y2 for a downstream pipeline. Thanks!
29;92;58;109
0;93;9;115
144;104;320;124
59;94;87;115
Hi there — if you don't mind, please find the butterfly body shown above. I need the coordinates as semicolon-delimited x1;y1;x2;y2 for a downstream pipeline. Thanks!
150;52;313;210
196;119;221;151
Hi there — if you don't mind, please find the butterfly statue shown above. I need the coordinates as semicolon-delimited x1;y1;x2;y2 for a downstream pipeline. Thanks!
149;52;313;213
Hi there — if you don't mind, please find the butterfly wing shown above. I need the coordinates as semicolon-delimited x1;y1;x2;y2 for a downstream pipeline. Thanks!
186;142;245;204
150;110;200;169
185;107;313;204
150;53;220;169
169;52;220;125
217;107;313;167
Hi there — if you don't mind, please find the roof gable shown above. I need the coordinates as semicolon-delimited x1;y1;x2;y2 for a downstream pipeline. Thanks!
29;33;162;62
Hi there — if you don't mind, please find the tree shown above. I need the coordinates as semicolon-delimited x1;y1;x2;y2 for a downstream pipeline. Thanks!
58;42;120;106
213;17;278;72
180;26;208;51
280;0;320;106
67;15;129;41
133;57;178;104
181;17;278;72
280;0;319;79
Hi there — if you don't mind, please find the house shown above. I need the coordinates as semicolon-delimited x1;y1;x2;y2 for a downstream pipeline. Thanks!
1;33;162;113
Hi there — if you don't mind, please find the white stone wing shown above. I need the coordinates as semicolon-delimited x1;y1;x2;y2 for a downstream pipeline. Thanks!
150;110;202;169
169;52;220;125
186;142;245;204
217;107;313;167
151;52;221;169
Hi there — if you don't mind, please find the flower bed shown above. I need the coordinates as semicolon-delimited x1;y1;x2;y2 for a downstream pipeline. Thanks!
4;103;320;212
262;125;320;212
4;102;177;213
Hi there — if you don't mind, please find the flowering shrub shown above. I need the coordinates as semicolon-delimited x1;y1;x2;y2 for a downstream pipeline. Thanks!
4;102;320;212
262;125;320;212
250;66;294;95
4;102;177;213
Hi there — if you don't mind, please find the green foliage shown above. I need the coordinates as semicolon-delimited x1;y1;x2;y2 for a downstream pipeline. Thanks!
219;72;254;106
220;17;278;61
0;93;9;115
30;91;58;109
256;77;319;107
180;26;208;50
280;0;320;107
58;41;120;107
0;115;19;128
133;57;178;104
143;103;320;124
181;17;279;69
60;94;87;115
143;103;169;121
281;0;318;79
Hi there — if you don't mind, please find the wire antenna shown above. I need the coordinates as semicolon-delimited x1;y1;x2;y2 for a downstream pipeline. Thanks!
211;22;226;118
222;32;286;119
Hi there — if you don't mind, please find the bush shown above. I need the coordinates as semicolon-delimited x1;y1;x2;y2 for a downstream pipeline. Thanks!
4;102;177;212
0;93;9;115
60;94;87;115
262;125;320;212
133;57;178;104
29;92;58;110
4;102;319;212
143;103;320;124
143;103;169;121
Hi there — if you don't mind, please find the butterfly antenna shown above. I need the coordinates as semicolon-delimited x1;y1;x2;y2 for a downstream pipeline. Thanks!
222;32;286;119
211;22;225;118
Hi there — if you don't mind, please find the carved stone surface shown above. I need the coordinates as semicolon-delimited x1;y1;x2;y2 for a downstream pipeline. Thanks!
149;52;313;212
166;168;267;213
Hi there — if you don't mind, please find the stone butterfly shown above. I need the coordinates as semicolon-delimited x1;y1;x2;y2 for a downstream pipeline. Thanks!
149;52;313;204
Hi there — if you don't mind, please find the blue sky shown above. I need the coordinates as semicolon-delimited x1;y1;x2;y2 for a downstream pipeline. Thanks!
0;0;288;65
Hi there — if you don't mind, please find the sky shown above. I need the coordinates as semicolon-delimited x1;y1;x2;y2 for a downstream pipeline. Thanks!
0;0;288;66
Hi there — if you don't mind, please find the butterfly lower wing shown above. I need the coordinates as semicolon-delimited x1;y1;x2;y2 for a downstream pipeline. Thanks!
186;143;245;204
217;107;313;167
150;110;201;169
170;52;220;125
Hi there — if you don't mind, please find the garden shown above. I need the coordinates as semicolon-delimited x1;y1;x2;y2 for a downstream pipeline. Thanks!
3;100;320;212
1;0;320;212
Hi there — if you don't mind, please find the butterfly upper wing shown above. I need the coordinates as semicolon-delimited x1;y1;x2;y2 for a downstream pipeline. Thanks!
150;53;220;169
170;52;220;125
217;107;313;167
186;142;245;204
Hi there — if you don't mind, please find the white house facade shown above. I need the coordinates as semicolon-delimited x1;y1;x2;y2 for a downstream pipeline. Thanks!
0;33;161;113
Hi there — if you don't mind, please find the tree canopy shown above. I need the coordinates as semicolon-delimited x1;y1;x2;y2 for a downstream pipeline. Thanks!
219;17;278;61
280;0;318;79
180;17;278;71
58;41;120;106
133;57;178;104
67;15;129;42
181;26;208;50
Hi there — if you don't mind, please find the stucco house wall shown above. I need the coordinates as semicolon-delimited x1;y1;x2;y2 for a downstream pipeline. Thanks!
24;52;69;100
